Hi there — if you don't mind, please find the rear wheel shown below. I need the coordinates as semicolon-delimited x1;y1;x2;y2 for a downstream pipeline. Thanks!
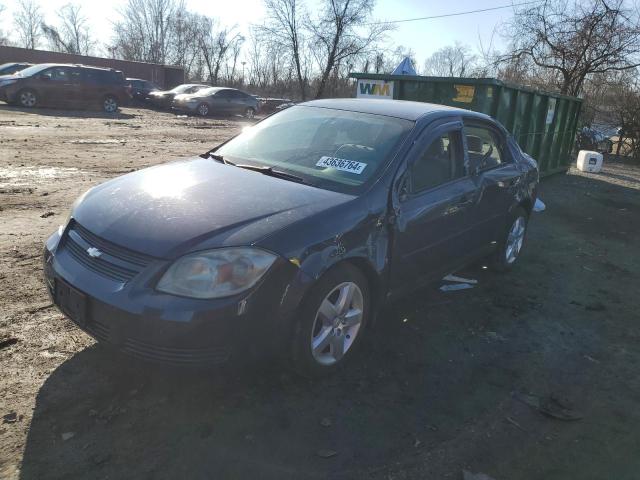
491;206;528;272
197;103;209;116
244;107;255;119
18;89;37;108
291;264;370;377
103;95;119;113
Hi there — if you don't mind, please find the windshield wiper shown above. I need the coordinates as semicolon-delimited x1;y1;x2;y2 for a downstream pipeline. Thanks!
202;152;306;184
234;164;306;184
202;151;235;165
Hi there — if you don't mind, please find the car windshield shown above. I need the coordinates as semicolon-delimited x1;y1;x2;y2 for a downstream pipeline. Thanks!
199;87;224;95
215;105;414;193
15;64;50;77
170;84;199;94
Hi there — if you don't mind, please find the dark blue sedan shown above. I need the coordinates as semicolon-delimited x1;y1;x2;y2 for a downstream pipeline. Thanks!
43;99;539;376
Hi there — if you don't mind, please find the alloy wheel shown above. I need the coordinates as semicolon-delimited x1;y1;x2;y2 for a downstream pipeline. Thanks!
245;108;255;119
310;281;363;366
20;91;36;107
505;216;526;264
103;97;118;113
198;104;209;116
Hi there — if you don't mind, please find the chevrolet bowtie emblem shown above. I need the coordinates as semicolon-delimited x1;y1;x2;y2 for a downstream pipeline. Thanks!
86;247;103;258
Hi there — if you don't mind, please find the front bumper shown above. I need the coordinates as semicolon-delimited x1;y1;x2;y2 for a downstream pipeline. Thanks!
43;224;304;367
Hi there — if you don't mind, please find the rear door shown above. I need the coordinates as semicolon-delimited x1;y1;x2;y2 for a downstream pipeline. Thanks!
463;120;522;252
390;119;480;291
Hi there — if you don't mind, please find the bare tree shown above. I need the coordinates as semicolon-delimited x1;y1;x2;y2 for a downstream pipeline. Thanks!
258;0;309;99
168;9;203;78
503;0;640;96
0;3;8;46
308;0;391;98
423;42;477;77
14;0;43;49
112;0;182;64
42;3;95;55
196;17;243;85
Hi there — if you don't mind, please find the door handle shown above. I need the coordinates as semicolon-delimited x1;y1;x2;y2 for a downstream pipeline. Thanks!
456;194;475;207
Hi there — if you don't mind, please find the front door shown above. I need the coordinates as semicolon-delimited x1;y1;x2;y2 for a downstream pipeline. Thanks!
38;66;75;106
390;120;479;291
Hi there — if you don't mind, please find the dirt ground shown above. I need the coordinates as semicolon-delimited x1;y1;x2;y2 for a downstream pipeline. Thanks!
1;104;639;480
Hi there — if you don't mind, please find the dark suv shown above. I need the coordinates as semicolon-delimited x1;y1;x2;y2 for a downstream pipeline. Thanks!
0;63;129;112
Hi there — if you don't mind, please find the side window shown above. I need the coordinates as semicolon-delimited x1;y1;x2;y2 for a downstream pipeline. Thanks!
465;126;504;171
217;90;233;99
70;69;82;83
410;131;465;193
42;67;70;81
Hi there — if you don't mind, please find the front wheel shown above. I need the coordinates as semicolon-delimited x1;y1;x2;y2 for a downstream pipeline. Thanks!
244;107;255;119
103;95;119;113
491;206;528;272
291;264;370;377
197;103;209;116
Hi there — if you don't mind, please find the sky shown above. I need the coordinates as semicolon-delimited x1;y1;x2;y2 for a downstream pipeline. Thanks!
0;0;515;68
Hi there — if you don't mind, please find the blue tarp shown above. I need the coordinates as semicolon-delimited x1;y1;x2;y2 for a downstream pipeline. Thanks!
392;57;416;76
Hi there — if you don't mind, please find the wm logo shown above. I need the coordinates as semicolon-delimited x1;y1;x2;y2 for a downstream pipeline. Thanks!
359;82;391;96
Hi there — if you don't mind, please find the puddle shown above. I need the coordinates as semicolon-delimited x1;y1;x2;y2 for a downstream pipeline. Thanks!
0;166;81;187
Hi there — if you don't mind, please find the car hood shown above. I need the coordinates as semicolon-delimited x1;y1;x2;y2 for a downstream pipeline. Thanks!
72;157;354;259
0;74;19;82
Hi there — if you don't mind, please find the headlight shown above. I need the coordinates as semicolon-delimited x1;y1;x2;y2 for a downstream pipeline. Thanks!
157;248;277;299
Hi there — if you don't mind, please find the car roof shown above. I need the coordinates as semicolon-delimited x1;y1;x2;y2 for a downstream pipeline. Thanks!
300;98;492;122
27;63;120;72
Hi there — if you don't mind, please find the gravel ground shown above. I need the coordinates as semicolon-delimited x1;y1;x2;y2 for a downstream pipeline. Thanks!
1;104;639;480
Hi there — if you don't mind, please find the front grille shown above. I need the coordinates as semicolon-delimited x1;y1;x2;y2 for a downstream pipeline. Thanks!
123;337;231;366
63;220;155;282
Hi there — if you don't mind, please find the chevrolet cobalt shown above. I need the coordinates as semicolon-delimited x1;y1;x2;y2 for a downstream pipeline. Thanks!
43;99;539;376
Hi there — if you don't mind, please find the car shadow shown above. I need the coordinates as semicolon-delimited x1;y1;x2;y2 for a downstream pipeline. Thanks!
17;267;561;480
0;104;136;120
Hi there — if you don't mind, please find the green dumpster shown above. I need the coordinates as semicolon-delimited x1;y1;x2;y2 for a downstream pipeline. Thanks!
350;73;582;176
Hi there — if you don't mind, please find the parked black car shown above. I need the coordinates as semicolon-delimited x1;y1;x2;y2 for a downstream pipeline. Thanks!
43;99;538;375
172;87;259;118
147;83;209;109
0;62;32;76
0;63;128;112
126;78;161;102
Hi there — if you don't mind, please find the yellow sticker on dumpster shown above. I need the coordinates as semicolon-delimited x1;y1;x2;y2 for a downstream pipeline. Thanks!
453;85;475;103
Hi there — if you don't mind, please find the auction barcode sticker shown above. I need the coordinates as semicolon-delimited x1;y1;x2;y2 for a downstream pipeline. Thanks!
316;156;367;174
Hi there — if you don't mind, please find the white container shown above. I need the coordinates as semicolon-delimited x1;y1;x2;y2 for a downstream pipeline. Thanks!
576;150;603;173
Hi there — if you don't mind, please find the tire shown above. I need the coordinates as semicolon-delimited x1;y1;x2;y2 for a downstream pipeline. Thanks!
244;107;255;119
291;263;370;377
18;89;37;108
197;103;209;116
491;206;529;272
103;95;119;113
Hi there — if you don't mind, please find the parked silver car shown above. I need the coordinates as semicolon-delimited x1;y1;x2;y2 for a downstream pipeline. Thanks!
172;87;259;118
